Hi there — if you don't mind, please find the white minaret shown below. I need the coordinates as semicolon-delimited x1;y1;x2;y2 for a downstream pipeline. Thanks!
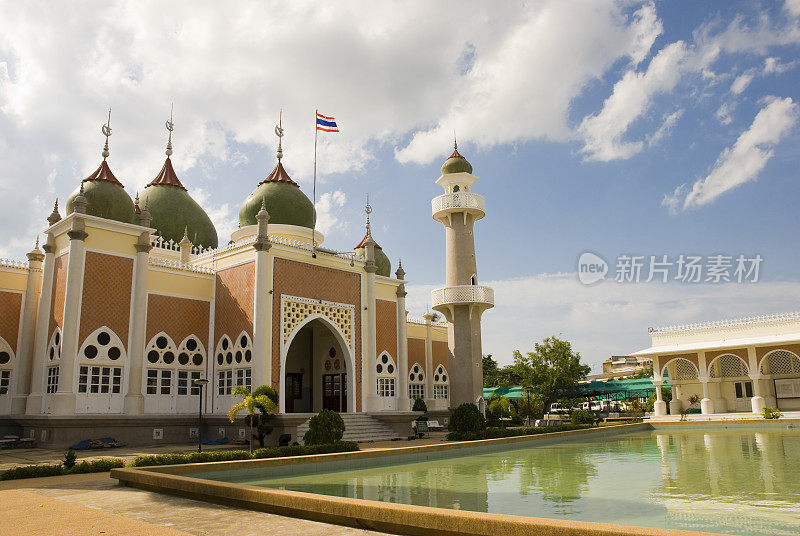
431;141;493;409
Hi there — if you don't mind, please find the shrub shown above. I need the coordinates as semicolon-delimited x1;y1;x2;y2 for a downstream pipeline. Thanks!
303;409;345;445
68;458;125;474
412;397;427;412
449;403;486;435
0;464;65;480
129;442;360;467
570;409;595;426
63;448;76;469
763;406;783;419
484;424;592;439
446;431;482;441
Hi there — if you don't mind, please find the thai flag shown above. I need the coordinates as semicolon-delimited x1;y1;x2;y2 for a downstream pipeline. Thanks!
316;112;339;133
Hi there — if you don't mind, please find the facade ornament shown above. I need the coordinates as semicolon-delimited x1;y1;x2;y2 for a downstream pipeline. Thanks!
101;108;112;159
73;182;88;214
47;198;61;226
254;197;271;252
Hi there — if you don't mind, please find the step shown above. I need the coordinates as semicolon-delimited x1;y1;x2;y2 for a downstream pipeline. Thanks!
296;413;402;444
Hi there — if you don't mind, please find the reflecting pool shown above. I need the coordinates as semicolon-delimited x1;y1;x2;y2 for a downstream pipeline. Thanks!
209;427;800;535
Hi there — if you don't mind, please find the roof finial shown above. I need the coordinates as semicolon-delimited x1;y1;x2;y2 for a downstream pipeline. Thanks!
35;235;39;249
182;225;189;240
101;108;112;159
364;193;372;237
165;103;174;157
275;110;284;162
454;130;457;151
260;196;267;211
48;198;61;225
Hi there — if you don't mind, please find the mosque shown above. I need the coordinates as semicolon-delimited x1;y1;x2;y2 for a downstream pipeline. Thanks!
0;114;494;446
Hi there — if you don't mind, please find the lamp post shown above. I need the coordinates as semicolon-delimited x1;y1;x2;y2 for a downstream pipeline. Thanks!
524;385;534;427
193;378;209;453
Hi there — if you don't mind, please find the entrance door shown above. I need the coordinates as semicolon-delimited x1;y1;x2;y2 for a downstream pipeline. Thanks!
734;381;753;412
285;373;303;413
323;373;347;412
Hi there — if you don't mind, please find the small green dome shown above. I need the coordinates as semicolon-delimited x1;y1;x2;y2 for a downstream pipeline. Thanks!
239;162;315;229
441;147;473;175
140;158;218;249
65;161;135;224
354;234;391;277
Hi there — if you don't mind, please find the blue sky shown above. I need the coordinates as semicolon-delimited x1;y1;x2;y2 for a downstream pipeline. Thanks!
1;1;799;371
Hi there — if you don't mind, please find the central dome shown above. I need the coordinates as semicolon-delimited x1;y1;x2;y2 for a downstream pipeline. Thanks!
65;160;135;224
441;147;473;175
239;162;315;229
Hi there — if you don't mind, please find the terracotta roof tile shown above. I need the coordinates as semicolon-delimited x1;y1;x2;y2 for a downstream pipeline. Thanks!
259;161;299;187
448;148;466;160
147;157;187;191
84;160;125;187
355;232;382;250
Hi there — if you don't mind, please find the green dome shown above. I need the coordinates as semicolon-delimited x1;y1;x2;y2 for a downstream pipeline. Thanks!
239;162;315;229
441;147;473;175
65;161;135;224
140;158;218;249
354;234;391;277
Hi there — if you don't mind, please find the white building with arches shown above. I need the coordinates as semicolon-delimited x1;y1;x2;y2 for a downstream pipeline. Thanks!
632;312;800;417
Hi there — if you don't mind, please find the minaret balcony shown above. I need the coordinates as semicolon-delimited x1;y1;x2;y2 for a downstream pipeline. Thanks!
431;192;485;223
431;285;494;319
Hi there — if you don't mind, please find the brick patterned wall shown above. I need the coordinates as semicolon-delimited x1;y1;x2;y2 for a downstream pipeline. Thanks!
755;343;800;364
214;262;254;345
48;253;68;340
376;299;397;360
272;257;362;410
408;337;425;374
0;291;22;352
432;340;451;371
146;294;210;348
79;251;133;347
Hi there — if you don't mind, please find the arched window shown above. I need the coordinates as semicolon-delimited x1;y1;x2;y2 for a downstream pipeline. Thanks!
452;185;460;192
77;327;126;397
761;350;800;376
145;332;177;396
709;354;748;378
176;336;206;397
0;336;13;396
45;329;61;394
433;365;449;400
408;362;425;399
376;352;396;397
471;274;477;285
215;333;251;396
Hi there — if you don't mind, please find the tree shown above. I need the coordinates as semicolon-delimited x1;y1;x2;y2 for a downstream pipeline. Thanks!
228;385;277;453
245;385;279;447
512;336;591;413
482;355;500;387
646;386;672;412
630;366;654;379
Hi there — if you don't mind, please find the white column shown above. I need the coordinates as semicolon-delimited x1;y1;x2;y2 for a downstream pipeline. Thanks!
423;312;434;406
26;233;56;414
252;248;271;390
12;246;44;413
52;219;88;415
124;234;151;414
698;351;714;415
653;379;667;417
396;284;409;411
747;346;765;414
364;270;377;411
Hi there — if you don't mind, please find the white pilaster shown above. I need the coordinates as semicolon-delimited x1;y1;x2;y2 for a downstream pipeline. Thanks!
698;351;714;414
124;234;151;414
395;271;409;411
653;379;666;417
26;233;56;414
747;346;765;414
12;246;44;413
423;312;434;406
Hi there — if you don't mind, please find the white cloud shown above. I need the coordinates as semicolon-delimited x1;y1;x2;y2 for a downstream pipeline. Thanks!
661;184;686;215
315;190;348;236
715;102;734;125
763;56;797;74
191;187;236;245
408;273;800;371
647;109;683;147
677;97;799;210
785;0;800;18
730;71;754;94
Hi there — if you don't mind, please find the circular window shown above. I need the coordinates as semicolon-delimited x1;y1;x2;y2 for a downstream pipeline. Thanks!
217;354;223;365
413;365;419;373
240;336;247;348
54;332;60;345
222;339;229;350
226;352;233;364
58;347;61;358
388;364;394;374
235;351;242;363
409;373;415;381
0;352;9;365
156;336;168;349
381;355;388;364
148;350;159;363
329;347;336;358
325;360;332;371
442;375;447;382
49;348;54;360
108;347;121;360
376;364;383;374
186;339;197;351
163;351;175;364
244;350;252;362
84;345;98;359
97;332;111;346
419;373;424;381
192;353;203;366
178;352;190;365
435;374;440;382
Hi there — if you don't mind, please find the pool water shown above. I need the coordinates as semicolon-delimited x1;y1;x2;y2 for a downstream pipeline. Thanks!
210;427;800;536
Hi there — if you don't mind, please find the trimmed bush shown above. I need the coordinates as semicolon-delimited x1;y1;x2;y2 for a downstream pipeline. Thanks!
445;431;482;441
484;425;591;439
63;448;76;469
0;457;127;481
303;409;345;445
68;458;125;474
763;406;783;419
412;397;427;412
449;403;486;435
570;409;595;426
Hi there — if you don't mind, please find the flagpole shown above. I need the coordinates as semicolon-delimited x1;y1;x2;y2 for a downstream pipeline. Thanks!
312;108;318;258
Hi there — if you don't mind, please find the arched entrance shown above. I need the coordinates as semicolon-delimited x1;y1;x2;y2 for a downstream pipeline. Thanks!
280;315;354;414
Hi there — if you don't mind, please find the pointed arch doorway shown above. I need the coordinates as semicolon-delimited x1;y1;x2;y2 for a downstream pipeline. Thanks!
280;315;355;414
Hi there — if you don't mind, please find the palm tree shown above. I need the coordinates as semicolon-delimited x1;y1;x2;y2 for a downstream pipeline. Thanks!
227;385;277;453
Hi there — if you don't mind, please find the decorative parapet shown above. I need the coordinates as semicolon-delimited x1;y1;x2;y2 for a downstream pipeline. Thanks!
150;235;212;256
649;312;800;334
0;258;28;271
431;192;485;222
431;285;494;309
148;256;214;275
406;315;447;327
192;234;361;264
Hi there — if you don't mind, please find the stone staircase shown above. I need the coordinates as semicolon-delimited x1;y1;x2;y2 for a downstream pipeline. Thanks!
297;413;401;444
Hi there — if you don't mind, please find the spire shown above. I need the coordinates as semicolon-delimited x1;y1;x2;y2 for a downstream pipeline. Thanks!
258;111;299;187
27;235;44;263
454;130;458;151
165;104;174;157
101;108;112;160
47;198;62;225
275;110;284;162
395;258;405;279
138;197;152;227
364;193;373;239
179;225;191;246
73;182;88;214
133;192;141;215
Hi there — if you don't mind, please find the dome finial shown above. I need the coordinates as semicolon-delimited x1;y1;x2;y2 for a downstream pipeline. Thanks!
364;193;373;238
275;110;284;162
165;103;174;157
101;108;112;159
454;129;457;151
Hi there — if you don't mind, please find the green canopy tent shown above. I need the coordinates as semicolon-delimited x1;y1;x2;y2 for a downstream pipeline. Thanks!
484;378;669;402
